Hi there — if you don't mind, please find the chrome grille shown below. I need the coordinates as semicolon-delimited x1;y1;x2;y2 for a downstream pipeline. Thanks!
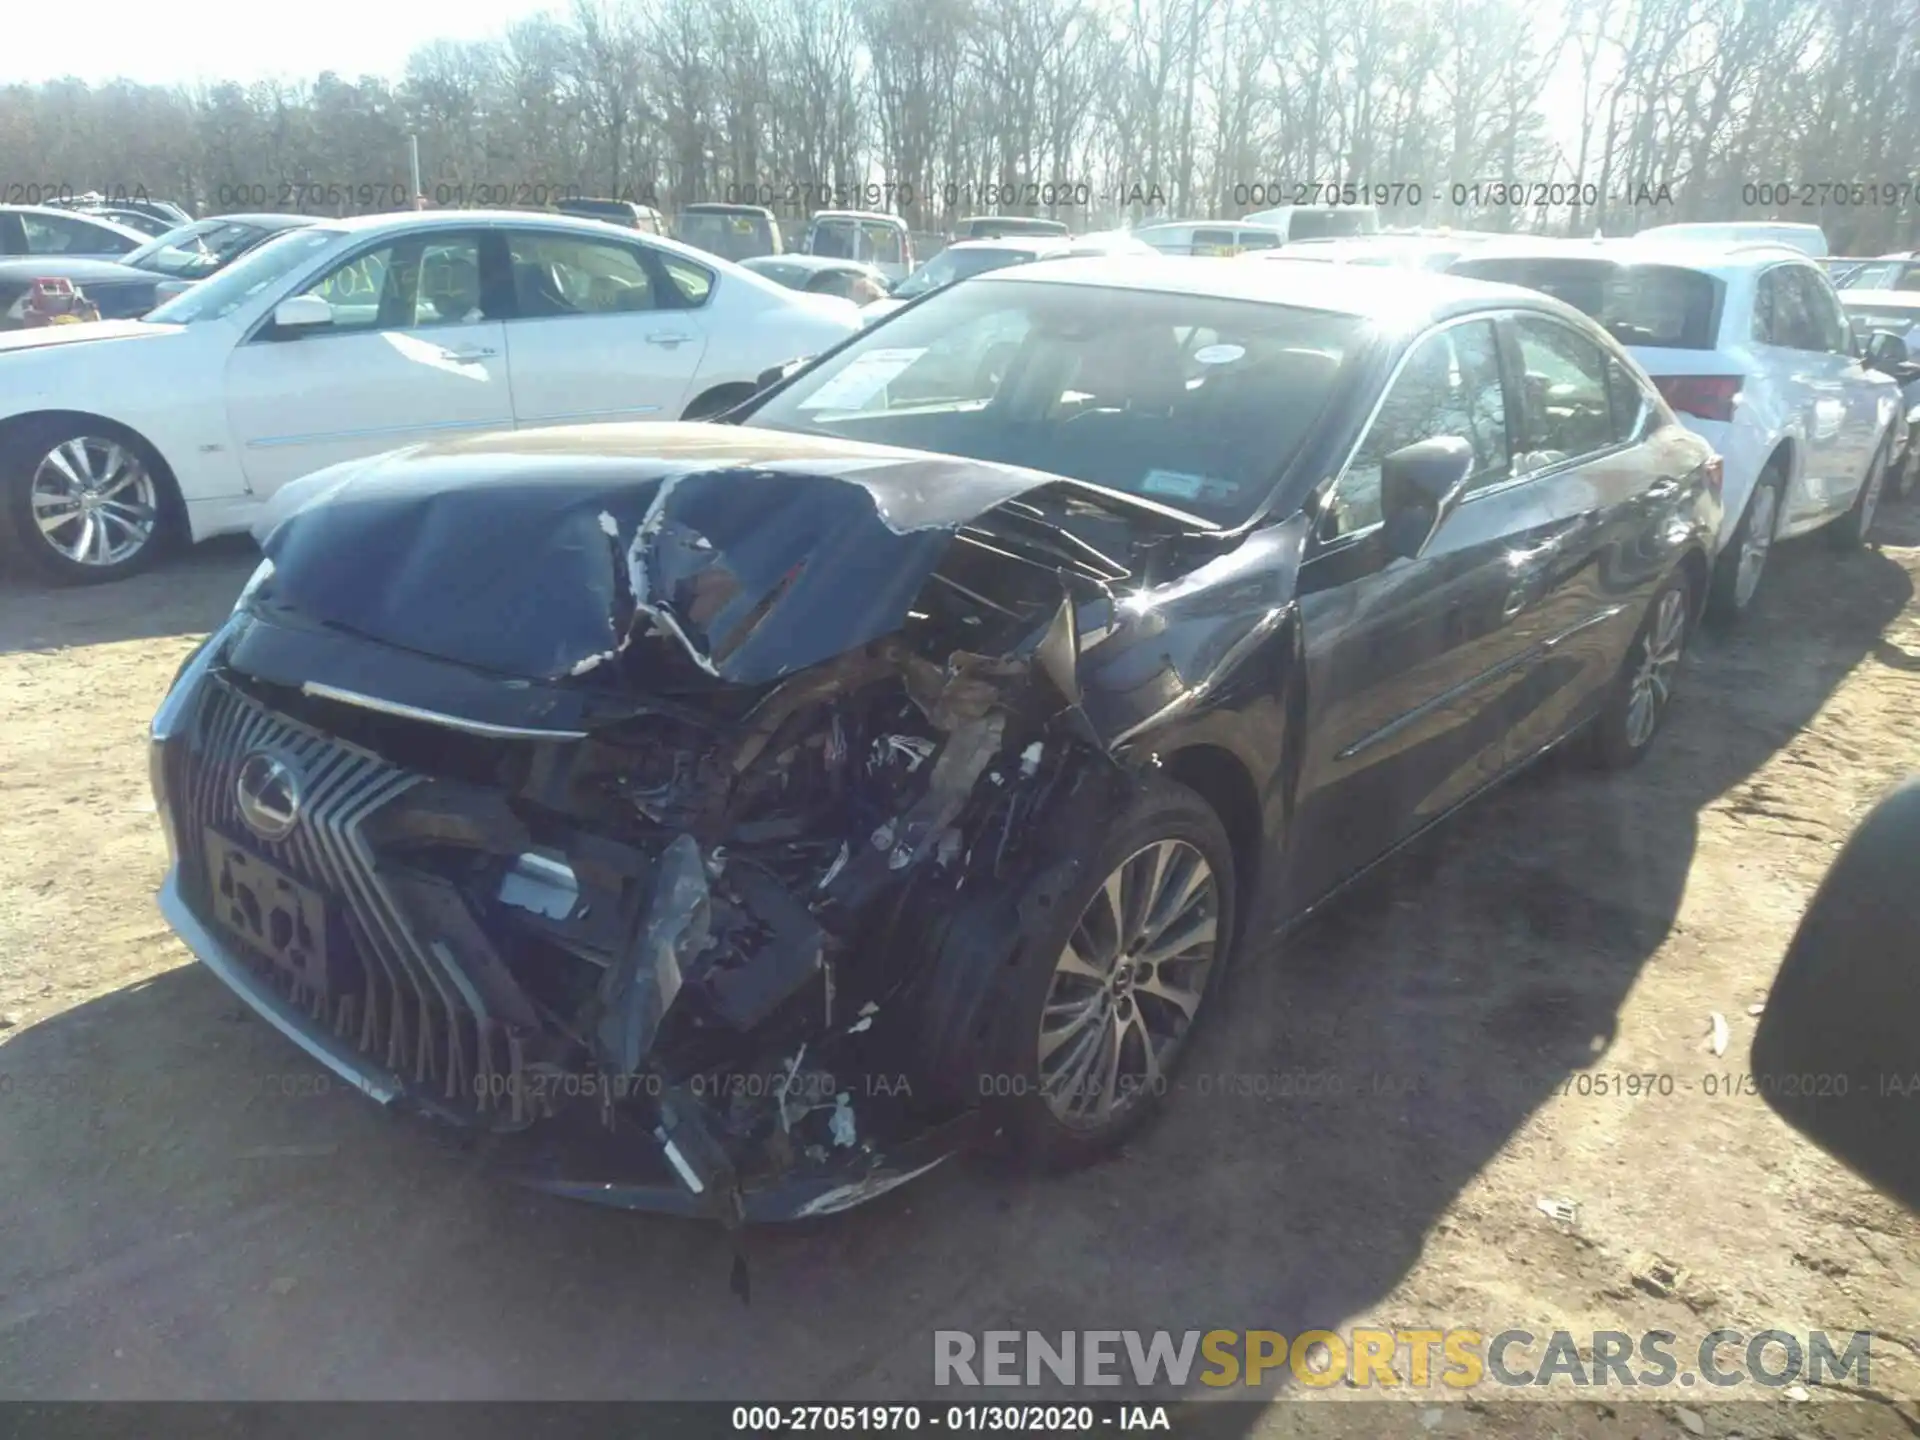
177;677;529;1125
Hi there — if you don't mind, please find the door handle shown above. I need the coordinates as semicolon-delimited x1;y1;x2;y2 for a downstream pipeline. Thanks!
647;331;692;348
443;346;497;361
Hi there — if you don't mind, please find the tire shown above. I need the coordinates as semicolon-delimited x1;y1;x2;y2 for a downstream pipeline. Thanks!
1827;434;1890;550
0;418;176;585
681;384;757;422
1586;567;1692;770
1705;462;1782;629
925;774;1238;1172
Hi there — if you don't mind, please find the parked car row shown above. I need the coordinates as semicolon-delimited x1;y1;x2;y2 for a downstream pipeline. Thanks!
1239;229;1904;627
146;254;1730;1221
0;213;322;331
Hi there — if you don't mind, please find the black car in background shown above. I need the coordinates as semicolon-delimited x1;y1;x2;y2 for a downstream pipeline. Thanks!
741;252;891;301
124;213;321;286
553;198;667;234
0;214;322;329
48;195;193;235
0;257;166;327
148;259;1720;1223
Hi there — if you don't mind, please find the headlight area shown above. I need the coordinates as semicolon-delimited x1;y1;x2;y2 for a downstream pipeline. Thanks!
149;614;241;864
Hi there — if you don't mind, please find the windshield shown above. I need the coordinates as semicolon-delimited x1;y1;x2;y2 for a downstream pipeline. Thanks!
1839;261;1920;291
893;247;1036;299
677;212;777;261
744;259;810;289
746;277;1363;524
810;219;906;266
1451;256;1721;349
127;219;273;279
1288;209;1377;240
144;228;343;324
1844;305;1920;342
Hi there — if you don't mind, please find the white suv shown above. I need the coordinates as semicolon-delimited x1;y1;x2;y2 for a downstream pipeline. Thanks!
1451;238;1903;624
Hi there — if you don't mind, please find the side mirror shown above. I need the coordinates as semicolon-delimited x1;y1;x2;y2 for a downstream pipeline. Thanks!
1380;436;1475;560
1865;329;1909;372
271;294;333;333
1750;776;1920;1212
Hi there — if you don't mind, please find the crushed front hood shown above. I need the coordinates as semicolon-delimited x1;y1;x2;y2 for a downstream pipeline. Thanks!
255;423;1176;691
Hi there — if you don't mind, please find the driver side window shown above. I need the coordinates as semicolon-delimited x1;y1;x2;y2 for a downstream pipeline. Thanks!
294;235;487;333
1326;320;1509;538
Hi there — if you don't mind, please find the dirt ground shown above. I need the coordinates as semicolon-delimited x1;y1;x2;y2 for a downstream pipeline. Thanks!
2;498;1919;1435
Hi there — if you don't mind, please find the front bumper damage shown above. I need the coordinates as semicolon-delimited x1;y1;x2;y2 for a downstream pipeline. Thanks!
148;428;1297;1226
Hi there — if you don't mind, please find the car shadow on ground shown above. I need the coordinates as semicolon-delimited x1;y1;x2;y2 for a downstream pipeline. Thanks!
0;535;257;657
0;508;1912;1405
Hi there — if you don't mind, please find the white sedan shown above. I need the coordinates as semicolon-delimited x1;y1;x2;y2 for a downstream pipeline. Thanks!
0;210;862;583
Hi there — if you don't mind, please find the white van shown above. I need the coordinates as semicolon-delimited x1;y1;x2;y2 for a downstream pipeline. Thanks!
1130;220;1287;256
802;210;914;282
1635;221;1829;258
1237;204;1381;241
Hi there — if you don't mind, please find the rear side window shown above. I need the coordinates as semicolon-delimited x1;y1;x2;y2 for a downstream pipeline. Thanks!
1453;257;1720;349
1792;268;1852;353
1605;357;1652;444
1510;316;1615;468
1755;265;1841;352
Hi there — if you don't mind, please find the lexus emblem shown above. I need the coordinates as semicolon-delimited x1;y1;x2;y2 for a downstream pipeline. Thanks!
235;751;303;842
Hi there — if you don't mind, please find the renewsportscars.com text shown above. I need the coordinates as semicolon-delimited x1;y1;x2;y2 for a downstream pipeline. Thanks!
933;1328;1873;1390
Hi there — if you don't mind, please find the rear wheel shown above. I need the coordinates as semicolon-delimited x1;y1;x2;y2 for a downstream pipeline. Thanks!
1587;568;1692;770
1705;464;1781;628
1;420;175;585
1827;436;1890;550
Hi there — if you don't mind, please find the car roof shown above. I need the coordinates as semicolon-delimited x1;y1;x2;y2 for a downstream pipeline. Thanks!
679;203;775;216
747;253;878;273
944;236;1070;255
194;213;320;230
1838;289;1920;309
1454;234;1812;274
987;253;1578;324
0;204;148;236
0;255;152;281
292;209;743;262
808;210;904;224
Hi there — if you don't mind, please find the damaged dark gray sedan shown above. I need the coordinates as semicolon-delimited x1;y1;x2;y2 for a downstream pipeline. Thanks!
148;259;1722;1225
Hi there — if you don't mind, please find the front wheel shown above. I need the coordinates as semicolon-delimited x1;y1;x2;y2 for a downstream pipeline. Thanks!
939;775;1238;1171
1;421;174;585
1586;569;1692;770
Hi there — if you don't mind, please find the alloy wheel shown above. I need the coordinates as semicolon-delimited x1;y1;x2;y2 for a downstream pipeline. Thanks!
28;436;159;568
1625;587;1687;749
1733;484;1777;609
1037;839;1220;1132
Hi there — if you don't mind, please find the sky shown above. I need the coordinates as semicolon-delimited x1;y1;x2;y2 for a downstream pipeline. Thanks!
0;0;557;89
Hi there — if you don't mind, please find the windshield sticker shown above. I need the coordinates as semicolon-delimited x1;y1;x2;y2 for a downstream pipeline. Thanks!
1142;470;1208;500
1192;343;1246;365
795;348;927;411
1142;470;1241;503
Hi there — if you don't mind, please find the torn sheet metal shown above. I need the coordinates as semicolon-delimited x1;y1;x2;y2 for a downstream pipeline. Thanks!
596;833;708;1075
